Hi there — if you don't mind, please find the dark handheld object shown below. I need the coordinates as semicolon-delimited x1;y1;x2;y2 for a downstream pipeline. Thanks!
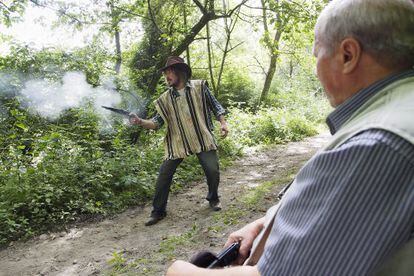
190;242;240;269
101;106;131;117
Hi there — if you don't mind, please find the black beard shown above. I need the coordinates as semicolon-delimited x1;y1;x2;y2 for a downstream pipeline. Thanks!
167;79;179;88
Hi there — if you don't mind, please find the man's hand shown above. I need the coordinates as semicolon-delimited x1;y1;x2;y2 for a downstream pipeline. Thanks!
129;112;142;125
220;122;229;138
218;116;229;138
224;217;265;265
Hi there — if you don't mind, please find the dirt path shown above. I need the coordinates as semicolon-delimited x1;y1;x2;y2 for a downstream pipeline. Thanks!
0;133;330;276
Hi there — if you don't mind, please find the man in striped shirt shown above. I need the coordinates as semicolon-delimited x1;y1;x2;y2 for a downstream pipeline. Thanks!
130;56;229;226
166;0;414;275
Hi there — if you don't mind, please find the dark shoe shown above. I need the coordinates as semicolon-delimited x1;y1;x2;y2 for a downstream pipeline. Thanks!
209;201;222;211
145;214;166;226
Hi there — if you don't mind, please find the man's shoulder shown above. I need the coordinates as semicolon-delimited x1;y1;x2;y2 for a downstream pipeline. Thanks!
187;80;207;95
189;79;206;88
346;129;412;146
155;89;172;102
341;129;414;163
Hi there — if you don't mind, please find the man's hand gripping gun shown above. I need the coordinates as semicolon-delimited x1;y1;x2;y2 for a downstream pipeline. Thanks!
190;242;240;269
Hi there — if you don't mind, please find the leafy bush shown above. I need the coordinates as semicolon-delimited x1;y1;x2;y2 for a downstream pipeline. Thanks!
0;46;328;247
0;99;322;246
217;67;256;108
227;107;318;148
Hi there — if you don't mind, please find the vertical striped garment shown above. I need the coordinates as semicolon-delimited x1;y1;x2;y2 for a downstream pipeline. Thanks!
154;80;218;160
258;69;414;275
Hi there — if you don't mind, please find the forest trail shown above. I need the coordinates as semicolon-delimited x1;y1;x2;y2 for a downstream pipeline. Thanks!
0;132;330;276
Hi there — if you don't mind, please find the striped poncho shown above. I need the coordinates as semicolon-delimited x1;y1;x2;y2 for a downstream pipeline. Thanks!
154;80;218;160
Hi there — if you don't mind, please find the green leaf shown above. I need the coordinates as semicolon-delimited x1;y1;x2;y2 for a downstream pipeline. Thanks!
15;123;28;132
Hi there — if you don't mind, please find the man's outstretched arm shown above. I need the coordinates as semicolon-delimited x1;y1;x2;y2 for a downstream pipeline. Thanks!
129;113;160;130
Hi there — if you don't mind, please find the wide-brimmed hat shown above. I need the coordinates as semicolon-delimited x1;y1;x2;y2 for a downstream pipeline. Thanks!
160;56;192;78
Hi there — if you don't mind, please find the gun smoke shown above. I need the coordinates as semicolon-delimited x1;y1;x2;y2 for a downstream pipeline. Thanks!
0;71;150;133
19;72;122;120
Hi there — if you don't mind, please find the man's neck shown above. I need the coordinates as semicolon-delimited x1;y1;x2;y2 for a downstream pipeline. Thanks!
174;81;186;90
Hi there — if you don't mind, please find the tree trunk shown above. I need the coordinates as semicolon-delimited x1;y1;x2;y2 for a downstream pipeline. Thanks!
260;53;277;103
114;29;122;74
183;2;191;67
216;0;240;97
206;22;217;93
216;38;229;97
258;0;282;105
109;1;122;75
259;29;282;104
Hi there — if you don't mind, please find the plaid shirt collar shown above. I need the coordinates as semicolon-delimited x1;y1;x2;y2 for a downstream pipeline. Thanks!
326;69;414;134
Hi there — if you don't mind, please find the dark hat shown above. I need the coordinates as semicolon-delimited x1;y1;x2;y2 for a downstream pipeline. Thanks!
160;56;192;78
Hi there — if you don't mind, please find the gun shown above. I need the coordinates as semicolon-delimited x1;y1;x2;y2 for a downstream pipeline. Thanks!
101;106;131;117
208;242;240;268
190;242;240;269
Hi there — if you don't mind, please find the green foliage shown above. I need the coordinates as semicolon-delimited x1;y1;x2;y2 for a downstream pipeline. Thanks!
130;0;196;93
108;251;127;271
217;67;256;108
264;68;331;124
226;106;319;149
0;94;323;246
0;0;27;27
0;43;112;85
0;85;159;244
0;0;332;247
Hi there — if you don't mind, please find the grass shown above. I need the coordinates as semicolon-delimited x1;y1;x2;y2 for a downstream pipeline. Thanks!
211;168;296;228
241;171;296;209
159;223;199;260
106;223;200;275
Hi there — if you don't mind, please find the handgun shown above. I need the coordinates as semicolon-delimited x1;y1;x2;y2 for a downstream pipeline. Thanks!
207;242;240;268
101;106;131;117
190;242;240;269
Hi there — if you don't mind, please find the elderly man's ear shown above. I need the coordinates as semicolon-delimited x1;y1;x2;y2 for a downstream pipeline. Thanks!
340;38;362;74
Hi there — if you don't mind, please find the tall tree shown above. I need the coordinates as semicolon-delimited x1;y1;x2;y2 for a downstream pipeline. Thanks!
204;0;243;97
257;0;323;105
259;0;283;105
215;0;242;98
206;21;217;93
182;1;191;67
108;0;122;74
131;0;248;96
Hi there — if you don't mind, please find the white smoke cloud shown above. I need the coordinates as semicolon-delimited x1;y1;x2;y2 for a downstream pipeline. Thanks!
0;72;21;97
20;72;122;120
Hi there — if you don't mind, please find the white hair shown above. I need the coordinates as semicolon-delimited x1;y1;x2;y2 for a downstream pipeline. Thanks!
315;0;414;68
